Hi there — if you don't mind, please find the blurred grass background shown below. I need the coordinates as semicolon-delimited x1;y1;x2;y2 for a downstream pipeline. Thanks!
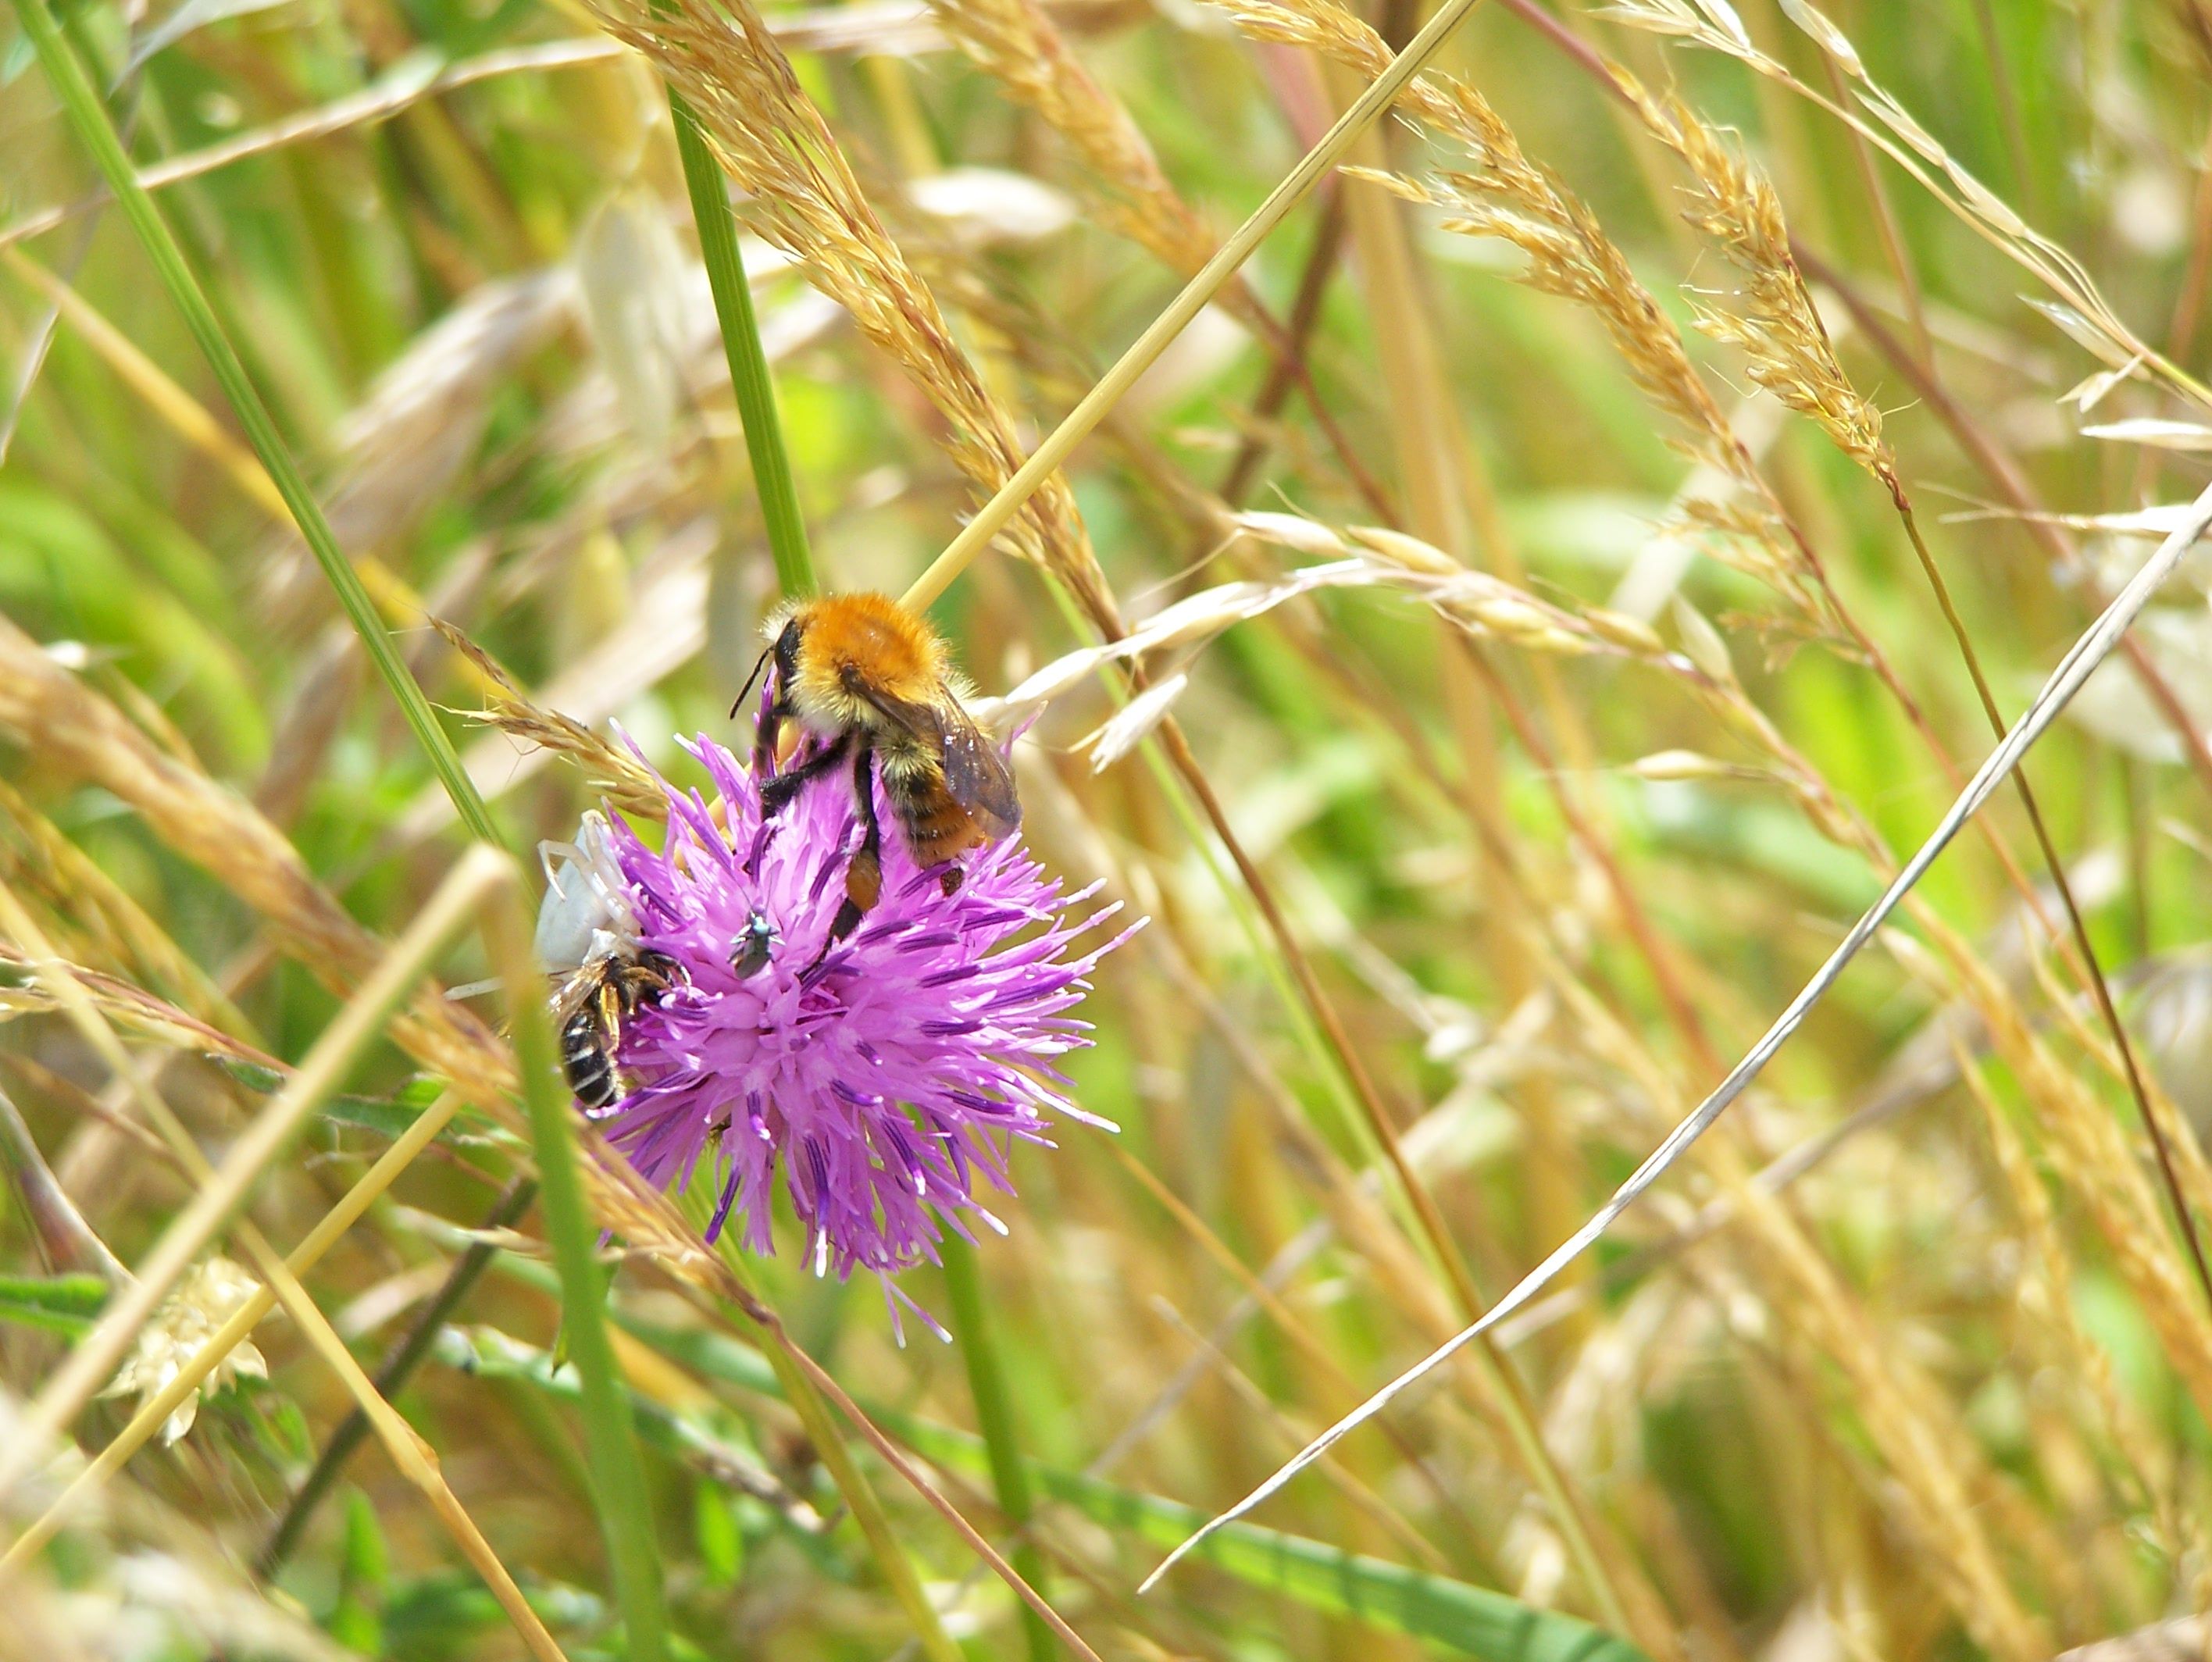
6;0;2212;1656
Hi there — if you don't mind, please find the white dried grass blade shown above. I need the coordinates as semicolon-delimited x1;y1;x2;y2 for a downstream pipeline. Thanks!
2064;358;2146;413
1689;0;1753;48
1137;476;2212;1596
983;558;1380;721
1775;0;1861;76
905;168;1078;247
1232;510;1348;557
1670;596;1735;685
2025;298;2140;369
2080;418;2212;452
1085;673;1189;770
1945;501;2212;537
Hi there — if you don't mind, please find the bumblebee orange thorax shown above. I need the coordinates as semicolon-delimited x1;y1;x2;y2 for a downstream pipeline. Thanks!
780;593;947;733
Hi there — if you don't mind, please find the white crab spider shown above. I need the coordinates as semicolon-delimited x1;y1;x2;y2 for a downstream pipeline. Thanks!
534;808;642;975
446;810;642;1002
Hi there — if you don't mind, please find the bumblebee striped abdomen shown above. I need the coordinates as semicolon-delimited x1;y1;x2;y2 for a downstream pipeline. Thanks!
883;769;981;869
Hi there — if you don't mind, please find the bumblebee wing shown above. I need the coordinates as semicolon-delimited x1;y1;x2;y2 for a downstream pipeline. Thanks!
934;710;1020;838
849;679;1021;839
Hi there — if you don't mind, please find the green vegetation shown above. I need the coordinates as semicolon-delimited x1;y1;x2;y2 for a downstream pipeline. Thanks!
4;0;2212;1657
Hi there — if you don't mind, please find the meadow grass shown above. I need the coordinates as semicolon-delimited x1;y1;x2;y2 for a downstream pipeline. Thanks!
5;0;2212;1657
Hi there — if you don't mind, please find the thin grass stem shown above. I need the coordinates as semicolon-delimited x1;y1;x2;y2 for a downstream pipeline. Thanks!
257;1175;541;1579
486;888;668;1662
1889;498;2212;1308
672;94;819;598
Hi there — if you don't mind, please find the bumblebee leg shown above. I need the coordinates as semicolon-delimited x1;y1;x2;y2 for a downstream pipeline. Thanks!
759;731;850;818
811;743;883;965
751;694;790;778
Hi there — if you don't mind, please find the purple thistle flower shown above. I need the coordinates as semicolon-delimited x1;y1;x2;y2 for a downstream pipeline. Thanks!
590;732;1136;1332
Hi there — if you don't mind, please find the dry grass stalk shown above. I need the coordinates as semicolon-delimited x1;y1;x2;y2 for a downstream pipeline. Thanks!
587;0;1115;618
927;0;1214;275
1600;0;2208;408
428;616;665;819
3;1090;466;1571
1619;84;1888;478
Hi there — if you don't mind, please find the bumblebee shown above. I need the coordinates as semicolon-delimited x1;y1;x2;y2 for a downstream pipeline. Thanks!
738;592;1020;947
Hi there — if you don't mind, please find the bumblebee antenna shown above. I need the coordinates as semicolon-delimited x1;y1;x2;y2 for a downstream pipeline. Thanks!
730;643;775;719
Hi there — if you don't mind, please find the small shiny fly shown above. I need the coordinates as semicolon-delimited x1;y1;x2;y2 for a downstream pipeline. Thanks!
731;911;778;979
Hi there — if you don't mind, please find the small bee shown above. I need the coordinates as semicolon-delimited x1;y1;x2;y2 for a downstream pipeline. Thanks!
737;592;1020;947
537;811;676;1110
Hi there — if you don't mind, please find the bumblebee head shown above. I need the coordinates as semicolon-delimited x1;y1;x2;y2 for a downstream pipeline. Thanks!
733;602;811;719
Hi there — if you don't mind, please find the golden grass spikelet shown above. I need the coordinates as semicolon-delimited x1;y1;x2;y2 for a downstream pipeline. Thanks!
589;0;1113;616
926;0;1214;276
428;617;665;820
1214;0;1768;494
1624;84;1891;480
0;777;245;1033
0;943;276;1075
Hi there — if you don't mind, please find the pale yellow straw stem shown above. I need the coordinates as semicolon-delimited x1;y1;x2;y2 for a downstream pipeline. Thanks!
897;0;1493;612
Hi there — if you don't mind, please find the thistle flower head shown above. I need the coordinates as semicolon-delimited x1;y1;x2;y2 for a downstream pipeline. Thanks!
104;1257;267;1444
586;733;1133;1329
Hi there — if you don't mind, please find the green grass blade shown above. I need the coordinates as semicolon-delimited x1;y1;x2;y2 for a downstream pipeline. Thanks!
897;1418;1650;1662
940;1236;1055;1662
439;1276;1648;1662
670;94;818;600
489;898;667;1662
0;1271;109;1336
9;0;505;851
